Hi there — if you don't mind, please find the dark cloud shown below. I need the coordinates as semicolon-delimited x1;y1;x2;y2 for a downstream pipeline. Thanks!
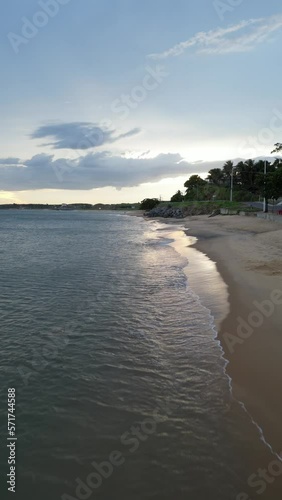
0;152;224;191
31;122;141;150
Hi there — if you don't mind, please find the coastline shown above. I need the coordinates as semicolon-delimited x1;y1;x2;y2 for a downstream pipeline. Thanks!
130;211;282;497
177;215;282;497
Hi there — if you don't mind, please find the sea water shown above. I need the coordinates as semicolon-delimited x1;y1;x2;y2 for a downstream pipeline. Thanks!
0;210;268;499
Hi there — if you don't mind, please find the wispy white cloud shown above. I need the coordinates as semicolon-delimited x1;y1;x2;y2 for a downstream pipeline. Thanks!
148;14;282;59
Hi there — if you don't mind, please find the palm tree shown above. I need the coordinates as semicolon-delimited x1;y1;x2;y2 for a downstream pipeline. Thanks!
206;168;224;186
222;160;234;187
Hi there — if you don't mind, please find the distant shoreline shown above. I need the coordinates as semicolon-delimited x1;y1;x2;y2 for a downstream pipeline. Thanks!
0;204;139;211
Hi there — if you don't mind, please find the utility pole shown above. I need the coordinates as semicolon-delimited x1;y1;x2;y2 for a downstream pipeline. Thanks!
230;167;235;202
263;160;268;213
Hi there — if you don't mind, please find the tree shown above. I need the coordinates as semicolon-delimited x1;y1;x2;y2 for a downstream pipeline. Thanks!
271;143;282;154
184;175;207;200
272;167;282;199
272;157;282;168
222;160;234;187
184;175;207;196
257;172;278;202
140;198;160;210
170;190;184;202
169;158;282;205
235;159;264;195
223;160;234;177
206;168;225;186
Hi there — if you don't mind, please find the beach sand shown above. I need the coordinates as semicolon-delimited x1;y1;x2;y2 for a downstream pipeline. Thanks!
179;215;282;499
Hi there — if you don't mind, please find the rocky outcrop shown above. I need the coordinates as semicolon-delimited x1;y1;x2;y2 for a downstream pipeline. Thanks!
145;205;184;218
145;204;220;218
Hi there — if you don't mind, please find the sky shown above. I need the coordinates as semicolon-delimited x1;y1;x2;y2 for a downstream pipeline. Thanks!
1;0;282;204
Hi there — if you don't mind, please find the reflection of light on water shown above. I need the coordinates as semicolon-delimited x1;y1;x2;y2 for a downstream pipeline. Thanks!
153;225;229;328
171;230;218;277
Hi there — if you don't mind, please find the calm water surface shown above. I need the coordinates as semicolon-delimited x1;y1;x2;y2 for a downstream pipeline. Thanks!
0;211;267;499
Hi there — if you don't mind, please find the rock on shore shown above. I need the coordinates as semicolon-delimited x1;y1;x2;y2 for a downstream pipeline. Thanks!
145;204;220;218
146;205;184;218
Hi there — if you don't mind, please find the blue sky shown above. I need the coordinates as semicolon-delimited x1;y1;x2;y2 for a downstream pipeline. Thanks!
1;0;282;204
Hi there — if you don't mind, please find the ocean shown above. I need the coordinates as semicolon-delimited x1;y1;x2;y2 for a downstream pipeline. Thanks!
0;210;267;499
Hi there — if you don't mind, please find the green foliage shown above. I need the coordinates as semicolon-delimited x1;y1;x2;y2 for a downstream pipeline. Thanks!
274;167;282;191
271;143;282;154
222;160;234;179
162;200;248;214
256;166;282;201
180;157;282;203
206;168;225;186
184;175;207;200
140;198;160;210
184;175;206;190
170;190;184;202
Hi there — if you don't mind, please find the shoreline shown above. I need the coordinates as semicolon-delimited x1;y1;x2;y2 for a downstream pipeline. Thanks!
178;215;282;497
188;221;282;418
131;211;282;497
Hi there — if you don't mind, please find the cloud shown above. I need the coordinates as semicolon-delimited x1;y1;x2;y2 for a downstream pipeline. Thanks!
0;158;22;166
31;122;141;150
148;14;282;59
0;152;224;191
